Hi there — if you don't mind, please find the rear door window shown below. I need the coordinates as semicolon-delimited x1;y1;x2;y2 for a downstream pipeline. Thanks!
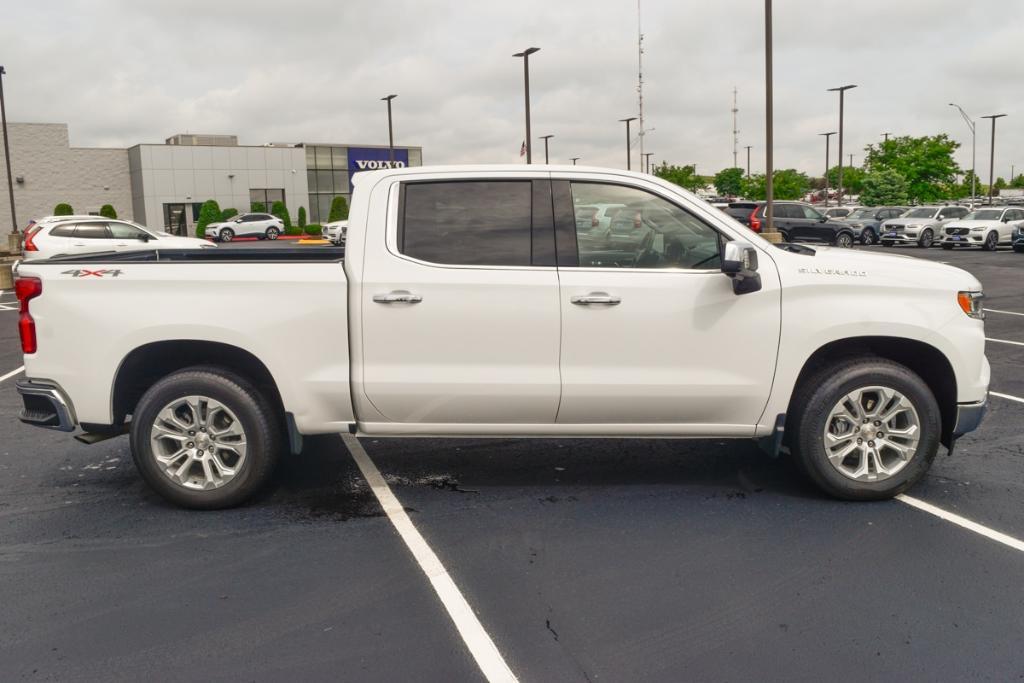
73;223;111;239
400;181;532;266
48;224;77;237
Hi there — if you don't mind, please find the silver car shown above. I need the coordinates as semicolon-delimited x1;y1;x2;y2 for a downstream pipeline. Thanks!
844;206;908;245
879;205;970;248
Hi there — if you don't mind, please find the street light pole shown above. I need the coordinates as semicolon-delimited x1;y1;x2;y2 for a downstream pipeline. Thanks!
381;94;397;163
981;113;1007;205
949;103;977;206
744;145;752;178
513;47;540;164
643;152;653;173
0;65;17;243
819;132;836;207
539;134;553;164
619;117;637;170
570;157;580;165
882;132;891;142
827;84;857;206
764;0;776;236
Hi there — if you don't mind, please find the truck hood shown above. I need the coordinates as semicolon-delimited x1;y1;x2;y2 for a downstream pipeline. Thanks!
778;244;981;290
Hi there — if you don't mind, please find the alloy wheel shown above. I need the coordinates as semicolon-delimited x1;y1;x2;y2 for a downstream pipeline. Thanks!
823;386;921;482
149;395;248;491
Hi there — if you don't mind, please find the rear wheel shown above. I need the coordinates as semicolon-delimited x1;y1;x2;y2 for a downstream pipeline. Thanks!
220;228;234;242
789;358;940;500
860;228;876;245
129;367;282;509
982;231;998;251
835;232;854;248
918;229;934;248
266;227;280;240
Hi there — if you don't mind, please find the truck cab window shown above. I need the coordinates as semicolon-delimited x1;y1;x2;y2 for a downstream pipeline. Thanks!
569;182;722;269
400;181;532;266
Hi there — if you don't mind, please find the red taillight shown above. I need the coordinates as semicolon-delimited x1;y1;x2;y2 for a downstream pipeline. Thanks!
15;277;42;354
23;225;40;252
749;207;762;232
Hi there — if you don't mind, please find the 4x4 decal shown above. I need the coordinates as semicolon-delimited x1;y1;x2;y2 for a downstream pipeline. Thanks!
61;269;124;278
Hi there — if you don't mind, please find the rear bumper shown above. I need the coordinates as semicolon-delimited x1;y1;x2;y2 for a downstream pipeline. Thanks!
16;380;76;432
952;397;987;437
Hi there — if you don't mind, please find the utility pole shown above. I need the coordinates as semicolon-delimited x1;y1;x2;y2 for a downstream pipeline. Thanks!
636;0;646;166
381;94;397;163
849;153;854;167
0;65;17;247
620;117;638;170
828;84;857;206
949;103;977;206
539;134;553;164
882;132;891;142
981;114;1007;205
570;157;580;166
513;47;540;164
744;145;752;177
819;132;836;207
643;152;653;173
763;0;777;237
732;86;739;169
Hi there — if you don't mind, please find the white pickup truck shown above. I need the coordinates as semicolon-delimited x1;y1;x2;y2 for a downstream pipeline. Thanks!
13;165;989;509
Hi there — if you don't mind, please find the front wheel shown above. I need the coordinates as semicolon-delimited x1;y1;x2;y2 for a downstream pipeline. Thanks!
789;358;940;500
129;367;283;509
835;232;854;248
918;229;934;248
860;228;876;245
220;228;234;242
982;231;998;251
266;227;280;240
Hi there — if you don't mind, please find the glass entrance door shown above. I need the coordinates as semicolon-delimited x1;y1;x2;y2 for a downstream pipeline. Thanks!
163;204;188;236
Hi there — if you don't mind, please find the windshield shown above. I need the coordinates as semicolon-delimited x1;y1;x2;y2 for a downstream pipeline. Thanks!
965;210;1003;220
848;208;876;219
904;208;937;218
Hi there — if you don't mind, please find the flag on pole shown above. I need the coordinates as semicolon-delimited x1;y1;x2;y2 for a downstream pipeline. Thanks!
520;141;526;157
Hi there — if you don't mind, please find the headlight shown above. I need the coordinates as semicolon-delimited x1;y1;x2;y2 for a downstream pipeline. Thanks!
970;227;984;232
958;291;984;319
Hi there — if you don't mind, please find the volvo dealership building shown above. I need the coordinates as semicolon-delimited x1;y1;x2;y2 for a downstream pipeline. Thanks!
0;123;422;235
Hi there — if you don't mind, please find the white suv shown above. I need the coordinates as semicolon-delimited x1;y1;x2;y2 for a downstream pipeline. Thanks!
321;220;348;245
205;213;285;242
940;206;1024;251
23;217;214;260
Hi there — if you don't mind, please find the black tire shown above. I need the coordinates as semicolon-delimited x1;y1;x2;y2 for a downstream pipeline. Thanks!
860;228;876;245
129;366;283;509
835;232;854;248
941;243;954;250
982;231;998;251
1014;245;1024;253
220;228;234;242
880;240;894;247
789;357;940;501
266;227;280;240
918;228;934;248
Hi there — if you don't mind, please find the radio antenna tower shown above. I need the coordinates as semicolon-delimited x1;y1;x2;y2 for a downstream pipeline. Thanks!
637;0;646;168
732;86;739;169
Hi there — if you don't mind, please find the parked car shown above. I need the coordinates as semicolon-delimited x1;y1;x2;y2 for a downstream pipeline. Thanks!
22;216;215;260
746;202;857;247
721;201;759;224
844;206;908;245
205;213;285;242
940;206;1024;250
13;165;988;508
879;205;970;248
1013;224;1024;253
821;206;860;221
322;220;348;245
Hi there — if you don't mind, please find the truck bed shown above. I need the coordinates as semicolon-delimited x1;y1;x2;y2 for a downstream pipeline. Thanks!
32;247;346;264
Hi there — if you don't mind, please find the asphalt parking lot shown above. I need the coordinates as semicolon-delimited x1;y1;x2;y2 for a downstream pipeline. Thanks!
1;244;1023;681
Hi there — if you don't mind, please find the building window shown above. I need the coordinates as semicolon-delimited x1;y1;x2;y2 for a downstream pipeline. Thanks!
306;144;350;223
250;188;285;211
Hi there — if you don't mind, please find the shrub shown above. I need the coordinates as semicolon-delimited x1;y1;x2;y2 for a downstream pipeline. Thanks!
53;203;74;216
221;207;238;221
297;206;307;228
250;202;267;213
285;225;303;236
195;199;222;238
328;196;349;222
99;204;117;219
305;223;323;236
270;200;291;229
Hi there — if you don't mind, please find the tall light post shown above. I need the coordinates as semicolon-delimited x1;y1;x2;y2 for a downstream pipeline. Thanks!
513;47;540;164
570;157;580;165
744;145;752;178
763;0;777;237
827;84;857;206
0;65;17;247
643;152;653;173
949;103;977;206
539;134;553;164
381;94;397;163
819;132;836;207
882;132;891;142
619;117;637;170
981;113;1007;205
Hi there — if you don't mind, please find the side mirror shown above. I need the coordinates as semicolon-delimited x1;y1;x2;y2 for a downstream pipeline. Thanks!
235;218;244;223
138;233;151;241
721;241;762;295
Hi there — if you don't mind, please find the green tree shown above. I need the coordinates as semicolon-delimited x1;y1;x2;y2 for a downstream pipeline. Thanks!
740;169;810;201
297;206;307;228
1010;174;1024;189
53;203;74;216
654;163;704;192
713;167;744;197
863;134;960;203
859;168;910;206
99;204;117;219
825;165;866;195
328;196;350;222
195;199;222;238
270;200;292;230
250;202;267;213
993;177;1008;192
221;207;238;221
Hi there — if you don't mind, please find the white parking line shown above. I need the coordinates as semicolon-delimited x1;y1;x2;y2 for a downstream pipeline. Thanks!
0;366;25;384
987;337;1024;347
985;308;1024;317
897;495;1024;554
991;391;1024;405
342;434;518;683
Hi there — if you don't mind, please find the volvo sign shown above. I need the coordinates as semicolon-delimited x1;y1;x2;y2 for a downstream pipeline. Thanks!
348;147;410;190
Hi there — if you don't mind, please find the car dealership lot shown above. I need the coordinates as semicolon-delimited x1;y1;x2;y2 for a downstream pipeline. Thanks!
1;245;1023;680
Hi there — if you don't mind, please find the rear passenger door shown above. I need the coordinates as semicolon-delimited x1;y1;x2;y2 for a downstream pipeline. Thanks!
359;177;562;426
70;223;119;254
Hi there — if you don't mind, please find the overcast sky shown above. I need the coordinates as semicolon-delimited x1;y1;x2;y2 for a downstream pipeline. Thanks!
2;0;1020;178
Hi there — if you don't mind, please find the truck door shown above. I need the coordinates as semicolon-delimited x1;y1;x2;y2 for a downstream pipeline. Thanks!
552;176;781;431
359;177;562;425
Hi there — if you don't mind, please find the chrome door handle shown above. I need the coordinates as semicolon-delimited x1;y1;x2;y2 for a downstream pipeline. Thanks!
571;293;621;305
373;292;423;304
